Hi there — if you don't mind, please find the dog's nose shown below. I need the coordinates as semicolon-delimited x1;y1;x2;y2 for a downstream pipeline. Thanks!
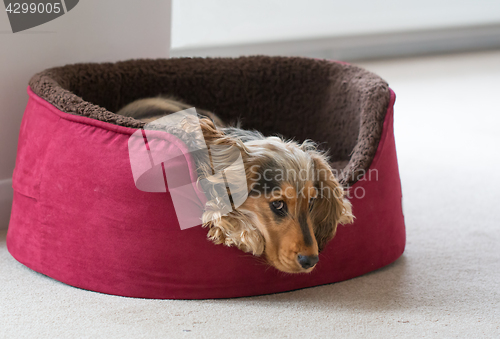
297;254;319;269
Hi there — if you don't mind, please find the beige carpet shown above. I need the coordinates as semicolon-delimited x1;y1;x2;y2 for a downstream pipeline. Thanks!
1;50;499;338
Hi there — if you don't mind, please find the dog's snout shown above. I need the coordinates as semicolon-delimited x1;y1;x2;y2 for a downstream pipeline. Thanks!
297;254;319;269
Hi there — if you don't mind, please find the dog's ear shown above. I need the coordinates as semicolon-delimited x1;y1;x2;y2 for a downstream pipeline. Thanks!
202;210;265;255
309;152;354;252
196;118;265;254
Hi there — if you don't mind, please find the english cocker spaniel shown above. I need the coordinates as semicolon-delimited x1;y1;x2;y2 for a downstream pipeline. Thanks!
118;96;353;273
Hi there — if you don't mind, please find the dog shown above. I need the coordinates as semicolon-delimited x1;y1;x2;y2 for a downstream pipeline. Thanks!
118;96;353;273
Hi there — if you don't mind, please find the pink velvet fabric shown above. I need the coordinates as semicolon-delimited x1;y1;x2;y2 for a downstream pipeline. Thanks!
7;87;405;299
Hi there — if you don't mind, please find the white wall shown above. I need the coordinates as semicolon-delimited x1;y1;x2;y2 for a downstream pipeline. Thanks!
172;0;500;49
0;0;172;229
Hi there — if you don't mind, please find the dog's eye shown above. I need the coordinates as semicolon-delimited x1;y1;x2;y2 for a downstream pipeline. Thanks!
270;200;287;216
272;200;284;210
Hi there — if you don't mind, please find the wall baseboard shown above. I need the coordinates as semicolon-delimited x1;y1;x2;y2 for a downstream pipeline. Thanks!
171;23;500;61
0;178;13;230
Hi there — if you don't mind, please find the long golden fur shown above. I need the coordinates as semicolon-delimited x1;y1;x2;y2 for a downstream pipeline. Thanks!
118;97;354;273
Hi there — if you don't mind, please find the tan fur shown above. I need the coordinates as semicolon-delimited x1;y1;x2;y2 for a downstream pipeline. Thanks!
117;96;225;127
119;97;354;273
197;119;353;273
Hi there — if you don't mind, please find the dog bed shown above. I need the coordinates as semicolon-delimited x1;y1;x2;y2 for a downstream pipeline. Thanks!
7;56;405;299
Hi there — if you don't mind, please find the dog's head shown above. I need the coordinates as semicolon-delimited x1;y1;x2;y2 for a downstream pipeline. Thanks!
199;119;353;273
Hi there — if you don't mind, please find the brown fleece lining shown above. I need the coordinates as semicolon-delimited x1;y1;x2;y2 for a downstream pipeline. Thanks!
28;56;390;186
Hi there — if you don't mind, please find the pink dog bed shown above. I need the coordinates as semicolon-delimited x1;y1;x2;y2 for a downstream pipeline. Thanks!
7;57;405;299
